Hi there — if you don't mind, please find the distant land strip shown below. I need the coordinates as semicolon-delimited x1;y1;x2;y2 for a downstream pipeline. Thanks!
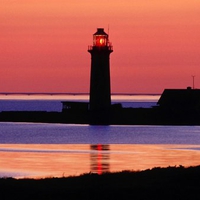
0;92;161;96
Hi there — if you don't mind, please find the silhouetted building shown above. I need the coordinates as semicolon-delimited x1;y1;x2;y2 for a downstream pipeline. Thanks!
155;87;200;124
88;28;113;124
88;28;113;111
157;87;200;112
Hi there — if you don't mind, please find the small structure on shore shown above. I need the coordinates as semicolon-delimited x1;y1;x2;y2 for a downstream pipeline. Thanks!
62;102;89;112
157;87;200;112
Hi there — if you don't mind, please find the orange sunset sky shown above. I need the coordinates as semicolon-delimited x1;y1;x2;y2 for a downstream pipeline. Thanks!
0;0;200;94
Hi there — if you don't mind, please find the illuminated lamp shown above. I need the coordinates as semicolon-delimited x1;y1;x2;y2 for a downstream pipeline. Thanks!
93;28;108;47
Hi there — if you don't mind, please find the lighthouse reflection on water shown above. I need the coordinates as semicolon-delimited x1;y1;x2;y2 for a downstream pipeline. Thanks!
90;144;110;174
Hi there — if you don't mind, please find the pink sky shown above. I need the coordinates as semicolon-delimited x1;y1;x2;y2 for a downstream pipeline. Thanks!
0;0;200;93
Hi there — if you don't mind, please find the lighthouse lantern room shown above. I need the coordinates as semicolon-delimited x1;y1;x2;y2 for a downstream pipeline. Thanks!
93;28;108;47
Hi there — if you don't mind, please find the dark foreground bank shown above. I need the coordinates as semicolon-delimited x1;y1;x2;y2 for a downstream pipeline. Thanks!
1;166;200;200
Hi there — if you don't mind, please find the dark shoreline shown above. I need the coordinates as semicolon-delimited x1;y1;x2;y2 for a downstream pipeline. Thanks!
1;109;200;125
1;88;200;125
1;165;200;200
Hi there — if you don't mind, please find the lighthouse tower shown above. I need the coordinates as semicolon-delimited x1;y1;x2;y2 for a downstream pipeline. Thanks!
88;28;113;123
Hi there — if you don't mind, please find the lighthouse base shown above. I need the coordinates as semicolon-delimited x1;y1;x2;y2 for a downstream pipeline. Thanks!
89;110;111;125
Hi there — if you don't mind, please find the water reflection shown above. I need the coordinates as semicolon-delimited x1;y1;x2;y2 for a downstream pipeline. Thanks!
0;144;200;178
90;144;110;174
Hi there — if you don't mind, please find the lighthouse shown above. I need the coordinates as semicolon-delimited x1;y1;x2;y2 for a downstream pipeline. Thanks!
88;28;113;124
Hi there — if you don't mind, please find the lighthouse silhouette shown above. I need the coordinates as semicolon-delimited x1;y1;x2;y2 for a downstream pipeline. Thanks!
88;28;113;124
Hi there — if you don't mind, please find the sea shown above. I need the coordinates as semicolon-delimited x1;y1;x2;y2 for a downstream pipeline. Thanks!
1;94;200;178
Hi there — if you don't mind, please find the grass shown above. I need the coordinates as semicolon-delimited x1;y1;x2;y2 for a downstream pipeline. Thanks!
1;165;200;200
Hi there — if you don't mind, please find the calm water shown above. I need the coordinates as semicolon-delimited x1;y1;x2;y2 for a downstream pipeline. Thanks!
0;94;159;111
1;122;200;178
0;95;200;178
1;122;200;144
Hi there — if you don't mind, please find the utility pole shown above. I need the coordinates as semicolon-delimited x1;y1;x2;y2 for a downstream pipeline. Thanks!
192;75;195;89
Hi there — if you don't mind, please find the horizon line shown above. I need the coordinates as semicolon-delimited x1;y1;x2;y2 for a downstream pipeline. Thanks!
0;92;161;96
